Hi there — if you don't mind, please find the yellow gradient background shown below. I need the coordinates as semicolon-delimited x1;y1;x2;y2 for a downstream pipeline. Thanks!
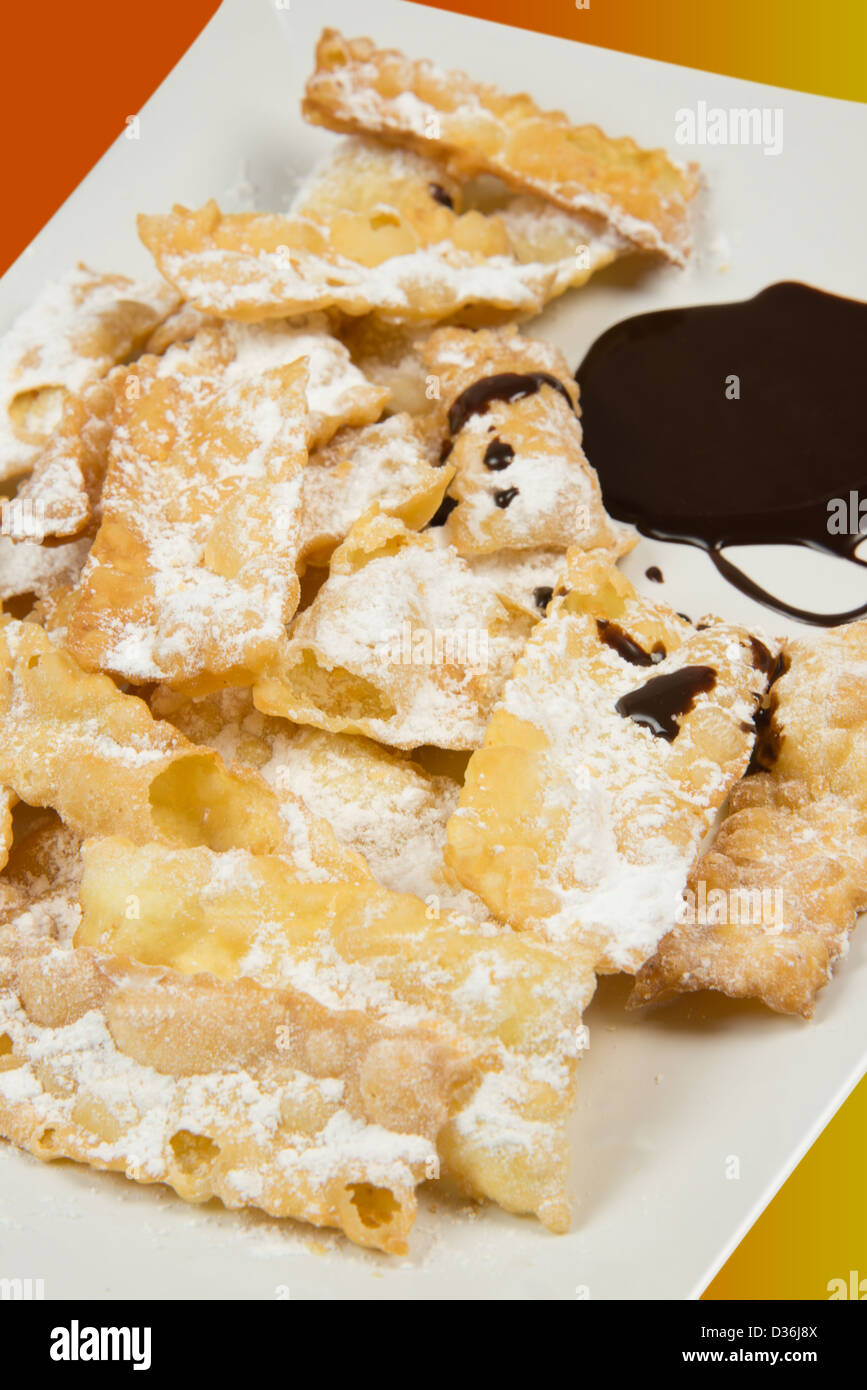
416;0;867;103
705;1074;867;1299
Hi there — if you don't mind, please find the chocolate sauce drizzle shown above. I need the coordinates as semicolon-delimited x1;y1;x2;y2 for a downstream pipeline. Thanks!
426;494;459;528
447;371;576;436
748;636;778;679
597;619;666;667
429;183;455;209
533;585;554;611
437;371;577;524
615;666;717;741
576;283;867;626
483;438;515;470
747;650;791;773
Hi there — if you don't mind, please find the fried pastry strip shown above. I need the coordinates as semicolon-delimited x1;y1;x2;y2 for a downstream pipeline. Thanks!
0;813;474;1254
77;837;597;1231
0;536;90;611
18;315;385;548
421;325;632;557
300;414;450;568
254;512;532;750
0;788;14;873
632;624;867;1016
0;992;434;1254
238;316;388;451
63;330;310;691
0;266;178;482
0;950;442;1257
13;373;121;541
0;810;83;932
338;318;435;416
302;29;697;264
142;302;219;355
139;138;621;325
151;684;491;922
0;618;366;881
294;136;623;302
466;548;568;620
445;551;770;971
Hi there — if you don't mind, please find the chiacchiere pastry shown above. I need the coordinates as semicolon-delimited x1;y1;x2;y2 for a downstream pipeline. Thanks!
420;325;634;558
299;413;450;568
0;266;179;483
302;29;698;264
0;812;472;1255
62;320;390;692
61;338;307;692
254;512;535;751
9;25;858;1259
0;534;89;613
632;624;867;1016
149;685;492;923
14;372;122;541
139;137;625;327
76;835;597;1232
445;551;772;972
0;618;367;882
0;620;594;1236
0;788;15;872
21;315;385;548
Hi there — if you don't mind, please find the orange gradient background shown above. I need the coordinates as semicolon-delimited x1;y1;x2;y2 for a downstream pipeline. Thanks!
0;0;864;1300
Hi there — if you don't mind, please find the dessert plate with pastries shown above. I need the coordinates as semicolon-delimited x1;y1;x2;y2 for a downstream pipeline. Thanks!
0;0;865;1300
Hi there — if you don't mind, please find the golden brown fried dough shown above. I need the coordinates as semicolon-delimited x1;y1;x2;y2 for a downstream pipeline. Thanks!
139;138;623;325
300;414;450;567
0;267;178;483
0;617;367;881
254;512;533;750
446;551;769;971
632;625;867;1016
0;824;460;1254
421;325;632;558
77;835;597;1231
151;684;491;922
302;29;697;263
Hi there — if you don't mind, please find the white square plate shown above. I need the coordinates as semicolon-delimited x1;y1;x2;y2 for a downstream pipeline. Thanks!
2;0;866;1300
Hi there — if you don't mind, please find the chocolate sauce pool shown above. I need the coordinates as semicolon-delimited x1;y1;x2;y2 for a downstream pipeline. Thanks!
575;282;867;626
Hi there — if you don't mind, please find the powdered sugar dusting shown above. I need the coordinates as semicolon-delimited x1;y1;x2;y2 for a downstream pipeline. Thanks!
453;588;764;968
300;414;443;562
66;326;310;687
0;267;178;482
257;519;529;749
0;536;90;603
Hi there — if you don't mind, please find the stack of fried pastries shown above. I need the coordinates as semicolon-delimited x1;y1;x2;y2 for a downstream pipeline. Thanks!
0;29;860;1257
